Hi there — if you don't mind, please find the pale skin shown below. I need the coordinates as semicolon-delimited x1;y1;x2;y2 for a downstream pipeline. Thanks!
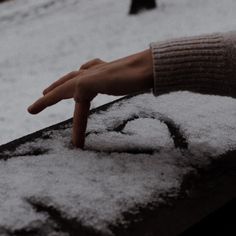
28;49;154;148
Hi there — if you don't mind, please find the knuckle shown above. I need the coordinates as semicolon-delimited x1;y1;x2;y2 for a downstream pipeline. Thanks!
71;70;78;76
76;78;86;90
94;58;102;63
79;64;86;70
80;58;103;69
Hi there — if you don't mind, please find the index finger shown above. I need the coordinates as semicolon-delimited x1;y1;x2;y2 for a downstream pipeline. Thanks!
43;71;80;95
28;79;75;114
72;102;90;148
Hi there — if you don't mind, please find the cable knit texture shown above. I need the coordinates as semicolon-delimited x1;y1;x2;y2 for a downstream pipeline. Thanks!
150;32;236;98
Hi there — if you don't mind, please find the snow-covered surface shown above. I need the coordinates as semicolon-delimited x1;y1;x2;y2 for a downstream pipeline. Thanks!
0;0;236;144
0;0;236;234
86;92;236;158
0;92;236;235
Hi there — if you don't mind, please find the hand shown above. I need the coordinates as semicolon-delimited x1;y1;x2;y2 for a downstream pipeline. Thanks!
27;49;153;148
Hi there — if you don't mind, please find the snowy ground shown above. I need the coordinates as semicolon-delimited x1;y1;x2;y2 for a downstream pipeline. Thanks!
0;0;236;144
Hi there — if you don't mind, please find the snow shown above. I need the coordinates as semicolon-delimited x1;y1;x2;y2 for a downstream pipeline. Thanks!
0;92;236;235
0;0;236;234
0;0;236;144
0;151;185;234
86;117;174;152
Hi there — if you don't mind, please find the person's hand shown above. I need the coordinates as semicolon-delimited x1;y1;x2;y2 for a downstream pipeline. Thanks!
27;49;154;148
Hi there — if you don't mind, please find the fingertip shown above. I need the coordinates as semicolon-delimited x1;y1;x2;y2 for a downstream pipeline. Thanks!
43;88;48;95
27;102;43;114
27;106;36;114
27;105;34;114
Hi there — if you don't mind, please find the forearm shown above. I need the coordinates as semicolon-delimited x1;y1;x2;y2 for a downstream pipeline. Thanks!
150;31;236;98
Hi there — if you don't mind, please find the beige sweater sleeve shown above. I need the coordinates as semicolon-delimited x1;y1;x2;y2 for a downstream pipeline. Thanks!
150;31;236;98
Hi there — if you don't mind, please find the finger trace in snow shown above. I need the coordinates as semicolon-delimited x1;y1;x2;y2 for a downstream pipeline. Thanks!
0;92;235;235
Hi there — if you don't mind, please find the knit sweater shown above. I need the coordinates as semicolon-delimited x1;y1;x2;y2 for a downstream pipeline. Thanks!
150;31;236;98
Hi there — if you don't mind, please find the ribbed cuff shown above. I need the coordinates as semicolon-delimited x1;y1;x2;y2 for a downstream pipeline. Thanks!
150;33;227;96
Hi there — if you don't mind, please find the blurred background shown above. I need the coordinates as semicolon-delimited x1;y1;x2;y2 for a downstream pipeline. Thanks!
0;0;235;145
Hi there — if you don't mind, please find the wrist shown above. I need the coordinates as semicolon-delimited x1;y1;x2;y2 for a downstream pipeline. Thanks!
130;49;154;90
